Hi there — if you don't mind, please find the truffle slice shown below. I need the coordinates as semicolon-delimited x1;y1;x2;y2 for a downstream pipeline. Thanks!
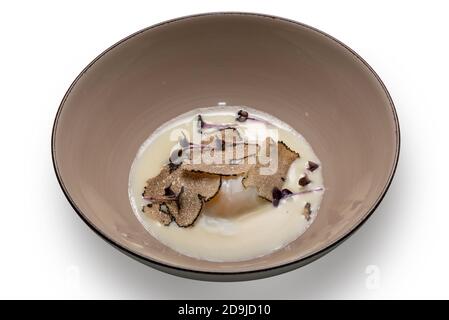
166;196;203;227
165;171;221;227
142;204;172;226
242;141;299;201
142;165;221;227
183;135;259;176
143;165;172;199
173;170;222;202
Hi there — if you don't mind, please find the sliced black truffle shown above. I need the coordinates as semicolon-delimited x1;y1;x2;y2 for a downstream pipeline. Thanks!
175;170;222;202
165;170;221;227
183;134;259;176
242;141;300;201
142;165;221;227
166;193;204;227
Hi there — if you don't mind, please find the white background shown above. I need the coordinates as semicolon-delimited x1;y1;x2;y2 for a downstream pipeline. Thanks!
1;0;448;299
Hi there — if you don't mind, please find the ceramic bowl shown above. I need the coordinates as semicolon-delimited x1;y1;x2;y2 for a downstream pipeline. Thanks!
52;13;400;281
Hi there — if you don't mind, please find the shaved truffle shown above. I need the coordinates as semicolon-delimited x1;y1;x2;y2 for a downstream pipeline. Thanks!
165;193;204;227
142;165;221;227
242;141;299;201
201;143;258;164
174;170;222;202
165;171;221;227
183;134;259;176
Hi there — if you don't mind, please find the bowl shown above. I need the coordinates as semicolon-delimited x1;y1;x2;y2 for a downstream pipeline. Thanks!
52;12;400;281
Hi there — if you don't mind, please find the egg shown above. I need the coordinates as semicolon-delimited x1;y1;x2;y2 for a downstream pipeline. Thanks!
203;177;266;218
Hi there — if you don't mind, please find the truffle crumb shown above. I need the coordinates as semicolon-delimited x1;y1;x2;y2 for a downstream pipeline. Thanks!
303;202;312;221
142;203;173;226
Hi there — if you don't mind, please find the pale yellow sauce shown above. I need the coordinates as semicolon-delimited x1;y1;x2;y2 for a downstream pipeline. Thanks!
129;106;324;262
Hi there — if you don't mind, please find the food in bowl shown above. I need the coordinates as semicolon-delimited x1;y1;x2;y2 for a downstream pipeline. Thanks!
129;105;324;262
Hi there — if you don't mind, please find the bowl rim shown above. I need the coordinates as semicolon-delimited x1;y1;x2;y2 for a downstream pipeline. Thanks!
51;11;401;278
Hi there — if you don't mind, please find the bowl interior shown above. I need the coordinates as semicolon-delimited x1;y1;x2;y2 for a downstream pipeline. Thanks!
53;14;398;274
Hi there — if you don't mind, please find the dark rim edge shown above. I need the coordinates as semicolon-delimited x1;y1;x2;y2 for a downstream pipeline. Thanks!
51;11;401;278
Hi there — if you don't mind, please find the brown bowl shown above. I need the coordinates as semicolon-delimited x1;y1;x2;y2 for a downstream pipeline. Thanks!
52;13;400;281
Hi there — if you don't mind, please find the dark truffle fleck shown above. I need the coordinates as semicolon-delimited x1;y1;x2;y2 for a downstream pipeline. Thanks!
272;187;282;207
303;202;312;221
298;174;311;187
143;164;221;227
307;161;319;172
236;109;249;122
242;140;300;201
